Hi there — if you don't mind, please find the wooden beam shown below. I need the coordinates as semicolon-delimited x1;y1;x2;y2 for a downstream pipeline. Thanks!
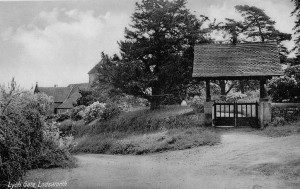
194;75;273;81
206;80;211;102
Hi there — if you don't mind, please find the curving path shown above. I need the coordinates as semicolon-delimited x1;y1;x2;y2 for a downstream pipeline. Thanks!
25;132;300;189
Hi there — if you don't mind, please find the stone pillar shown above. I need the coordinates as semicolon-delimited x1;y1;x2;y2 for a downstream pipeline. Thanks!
204;80;213;126
204;101;214;126
258;101;272;128
259;78;268;101
258;78;271;128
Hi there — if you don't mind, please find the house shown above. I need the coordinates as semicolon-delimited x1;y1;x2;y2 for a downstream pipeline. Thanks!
34;61;102;114
88;60;103;84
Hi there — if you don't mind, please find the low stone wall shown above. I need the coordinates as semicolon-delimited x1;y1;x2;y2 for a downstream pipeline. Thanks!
271;103;300;121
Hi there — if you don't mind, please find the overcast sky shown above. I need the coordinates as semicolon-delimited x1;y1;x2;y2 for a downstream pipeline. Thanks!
0;0;296;89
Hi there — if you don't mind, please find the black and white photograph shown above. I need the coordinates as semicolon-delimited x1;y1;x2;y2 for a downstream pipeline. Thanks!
0;0;300;188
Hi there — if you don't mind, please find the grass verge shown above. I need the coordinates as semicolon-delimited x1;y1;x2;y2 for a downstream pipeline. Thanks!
260;121;300;137
71;127;220;155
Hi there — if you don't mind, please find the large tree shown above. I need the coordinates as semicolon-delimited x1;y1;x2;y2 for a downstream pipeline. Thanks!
235;5;291;65
291;0;300;65
235;5;291;43
116;0;204;109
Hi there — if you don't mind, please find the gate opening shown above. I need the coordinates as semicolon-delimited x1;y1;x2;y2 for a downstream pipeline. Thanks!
213;102;259;127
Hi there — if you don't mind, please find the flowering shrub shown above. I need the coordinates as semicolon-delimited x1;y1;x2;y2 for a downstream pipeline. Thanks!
0;80;75;185
102;103;122;120
70;105;86;121
83;101;106;123
44;122;77;150
41;122;76;168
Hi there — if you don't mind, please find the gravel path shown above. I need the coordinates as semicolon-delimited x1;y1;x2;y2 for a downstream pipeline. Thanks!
25;133;300;189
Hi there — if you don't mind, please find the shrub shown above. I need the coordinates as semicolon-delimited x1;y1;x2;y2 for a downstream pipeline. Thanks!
0;81;52;185
71;120;89;137
190;99;204;113
56;112;70;122
270;117;286;127
57;119;74;136
83;102;106;123
70;105;85;121
37;146;76;169
261;121;300;137
285;65;300;83
268;76;298;102
0;80;75;186
102;103;122;120
40;122;76;168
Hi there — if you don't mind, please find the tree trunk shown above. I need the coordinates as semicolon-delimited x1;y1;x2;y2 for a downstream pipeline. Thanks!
150;97;160;110
150;83;161;110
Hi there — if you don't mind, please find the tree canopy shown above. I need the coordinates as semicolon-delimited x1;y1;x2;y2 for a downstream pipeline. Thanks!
235;5;291;43
115;0;206;109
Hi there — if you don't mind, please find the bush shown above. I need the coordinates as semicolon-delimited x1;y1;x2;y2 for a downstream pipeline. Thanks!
190;100;204;113
268;76;298;102
83;102;106;123
285;65;300;83
37;147;76;169
102;103;122;120
0;82;51;185
57;119;74;136
261;120;300;137
0;80;75;186
71;120;89;137
56;112;70;122
70;105;85;121
40;122;76;168
270;117;286;127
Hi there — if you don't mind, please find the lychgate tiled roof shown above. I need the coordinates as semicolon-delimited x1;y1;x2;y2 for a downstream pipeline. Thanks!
192;42;283;78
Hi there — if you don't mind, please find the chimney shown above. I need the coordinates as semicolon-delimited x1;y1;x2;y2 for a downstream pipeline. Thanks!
34;82;39;93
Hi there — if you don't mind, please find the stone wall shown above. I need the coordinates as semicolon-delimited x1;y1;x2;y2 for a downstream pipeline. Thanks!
271;103;300;121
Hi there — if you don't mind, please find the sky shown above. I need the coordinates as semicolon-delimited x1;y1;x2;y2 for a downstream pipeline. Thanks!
0;0;296;89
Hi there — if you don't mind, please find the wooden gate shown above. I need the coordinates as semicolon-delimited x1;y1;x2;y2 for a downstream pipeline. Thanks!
213;102;259;127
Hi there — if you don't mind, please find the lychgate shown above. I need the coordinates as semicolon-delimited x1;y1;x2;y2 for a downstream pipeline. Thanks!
192;42;282;128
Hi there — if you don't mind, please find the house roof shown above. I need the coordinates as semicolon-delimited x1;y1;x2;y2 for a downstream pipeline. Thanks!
192;42;283;79
68;83;90;90
36;87;72;103
88;60;103;74
57;92;81;109
35;83;83;103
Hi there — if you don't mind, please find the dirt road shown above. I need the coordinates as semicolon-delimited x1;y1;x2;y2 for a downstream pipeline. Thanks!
25;133;300;189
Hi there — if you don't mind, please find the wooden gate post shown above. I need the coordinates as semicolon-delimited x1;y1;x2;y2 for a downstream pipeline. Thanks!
234;102;237;127
204;80;213;126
